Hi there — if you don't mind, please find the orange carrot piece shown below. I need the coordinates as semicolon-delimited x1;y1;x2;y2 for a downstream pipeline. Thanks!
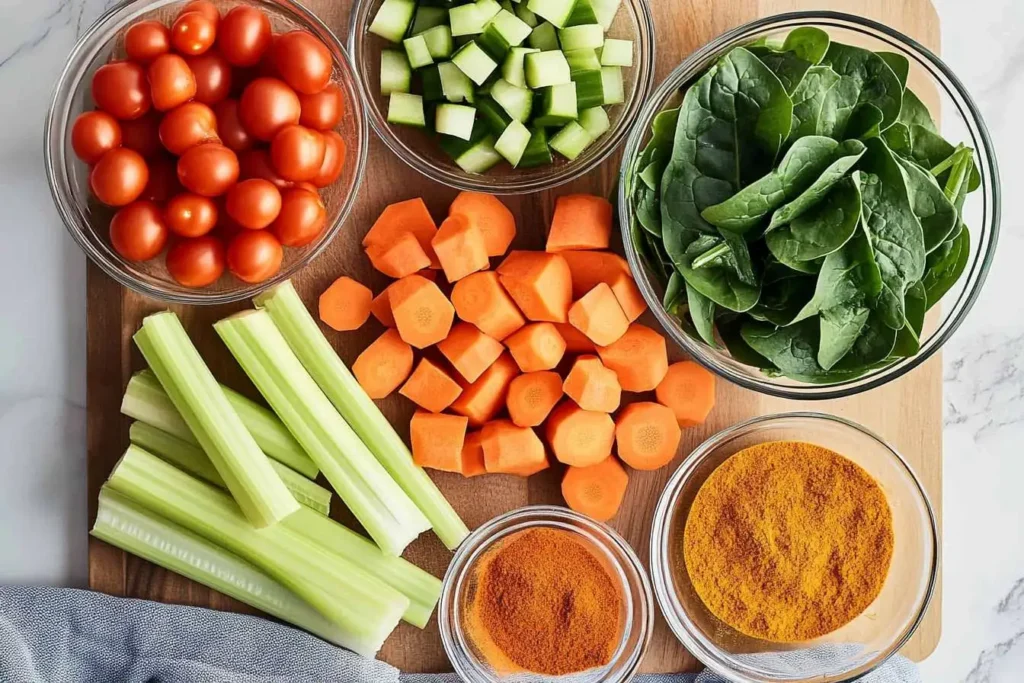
597;323;669;392
546;194;613;252
362;197;440;268
506;371;563;427
608;272;647;322
545;401;615;468
655;360;717;427
496;251;573;323
568;282;630;346
481;419;547;476
389;273;455;349
561;250;630;299
561;456;629;522
370;286;396;328
437;322;504;383
366;231;432;278
554;323;596;354
451;271;526;341
432;214;490;283
449;191;516;257
504;322;566;372
318;276;373;331
352;329;414;399
615;402;682;471
461;431;488;477
399;357;464;413
450;352;520;426
410;411;469;473
562;355;621;412
504;456;551;477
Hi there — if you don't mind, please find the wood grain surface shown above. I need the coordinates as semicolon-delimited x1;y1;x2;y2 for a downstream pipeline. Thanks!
87;0;942;674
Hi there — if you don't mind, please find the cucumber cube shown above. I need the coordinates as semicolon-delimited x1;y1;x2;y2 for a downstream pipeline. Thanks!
403;35;434;69
550;121;594;160
591;0;622;30
534;82;577;127
527;22;560;51
526;0;576;28
439;61;476;103
566;0;598;26
450;4;485;36
600;38;633;66
454;136;503;173
514;2;540;27
420;25;454;59
476;96;513;135
579;106;610;138
489;9;533;46
476;0;504;23
500;0;515;10
601;66;624;104
525;50;571;88
436;103;478;140
519;127;553;168
380;49;412;94
502;47;538;87
491;78;534;122
387;93;426;127
369;0;416;43
495;120;532;166
572;69;604;108
558;24;604;51
421;66;445;101
410;5;447;36
565;48;601;75
452;41;498;85
477;25;512;60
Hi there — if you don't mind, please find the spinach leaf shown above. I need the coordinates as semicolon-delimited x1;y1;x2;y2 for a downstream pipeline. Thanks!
789;66;841;141
720;319;776;370
922;225;971;310
635;180;662;236
845;103;884;139
781;27;831;64
905;124;982;192
818;42;904;138
834;310;898;370
877;52;910;91
686;282;719;347
765;175;862;269
679;235;762;312
898;89;937;132
768;139;866;229
818;303;870;369
793;217;882;323
663;270;685;311
749;47;813;95
741;319;827;378
719;230;758;286
895;156;957;252
631;216;668;282
750;269;816;326
892;281;927;357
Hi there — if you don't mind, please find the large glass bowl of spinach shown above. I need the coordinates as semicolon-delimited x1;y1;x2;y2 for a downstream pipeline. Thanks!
619;11;999;399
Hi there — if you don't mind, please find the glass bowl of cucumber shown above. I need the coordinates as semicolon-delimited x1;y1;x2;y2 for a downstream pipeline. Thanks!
618;11;1000;399
349;0;655;194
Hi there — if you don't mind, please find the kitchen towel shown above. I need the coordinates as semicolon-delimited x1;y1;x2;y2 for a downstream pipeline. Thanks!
0;586;921;683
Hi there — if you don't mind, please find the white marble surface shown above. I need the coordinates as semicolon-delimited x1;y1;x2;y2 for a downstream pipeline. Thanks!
0;0;1021;679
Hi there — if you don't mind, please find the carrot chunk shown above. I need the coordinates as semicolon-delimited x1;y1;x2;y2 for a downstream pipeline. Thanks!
370;286;396;328
389;274;455;349
318;276;373;331
362;198;440;268
504;322;566;372
481;420;548;476
399;357;463;413
366;231;432;278
562;456;629;522
451;271;526;341
449;191;516;257
461;431;488;477
655;360;717;427
352;329;414;399
410;411;468;473
608;272;647;322
568;282;630;346
437;322;504;383
545;401;615;468
450;352;519;426
432;214;490;283
496;251;573;323
506;371;563;427
561;250;630;299
554;323;596;354
597;323;669;392
562;355;621;412
615;402;682;471
546;194;613;252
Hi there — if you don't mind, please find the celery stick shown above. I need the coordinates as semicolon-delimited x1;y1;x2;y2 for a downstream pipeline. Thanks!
107;446;408;656
134;313;299;528
122;369;318;479
254;281;470;550
129;422;332;516
215;310;429;556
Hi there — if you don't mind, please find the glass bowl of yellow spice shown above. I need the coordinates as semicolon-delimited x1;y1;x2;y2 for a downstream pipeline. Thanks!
650;412;938;683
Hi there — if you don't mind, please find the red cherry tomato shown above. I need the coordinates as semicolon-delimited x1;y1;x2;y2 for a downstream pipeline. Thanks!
226;178;282;230
171;11;217;56
90;148;149;206
311;130;346;187
109;201;168;261
185;51;232;104
239;77;300;141
92;62;151;120
217;6;272;67
271;187;326;247
158;101;219;155
71;111;121;164
270;124;325;182
141;156;182;202
177;143;239;196
227;230;283;283
125;21;171;63
148;54;197;111
213;99;253;152
165;192;219;237
238;148;291;189
180;0;220;27
167;235;226;287
272;31;332;95
298;83;344;130
119;113;162;158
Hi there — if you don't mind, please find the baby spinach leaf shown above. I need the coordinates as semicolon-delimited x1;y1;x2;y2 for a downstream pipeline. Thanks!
905;125;982;192
922;225;971;310
719;319;776;370
781;27;831;64
635;180;662;237
877;52;910;91
818;303;870;370
765;175;862;269
663;270;686;311
898;89;937;132
818;42;904;138
892;281;927;357
719;230;758;285
793;218;882;323
679;235;762;312
768;139;866;230
748;47;813;95
895;156;957;252
741;319;828;378
686;282;719;347
833;310;898;370
789;66;841;141
631;216;668;282
750;270;816;327
845;103;884;139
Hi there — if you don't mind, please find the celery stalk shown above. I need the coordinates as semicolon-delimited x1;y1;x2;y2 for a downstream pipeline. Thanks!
215;310;429;556
122;369;319;479
254;281;470;550
134;313;299;528
129;422;332;516
107;445;408;657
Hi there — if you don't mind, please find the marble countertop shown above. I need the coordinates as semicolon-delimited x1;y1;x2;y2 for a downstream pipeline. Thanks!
1;0;1020;679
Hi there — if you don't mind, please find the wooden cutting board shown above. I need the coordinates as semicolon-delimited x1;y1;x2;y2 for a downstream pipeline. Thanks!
87;0;942;673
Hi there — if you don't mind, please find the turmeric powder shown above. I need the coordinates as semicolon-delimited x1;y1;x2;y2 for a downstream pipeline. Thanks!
684;441;894;642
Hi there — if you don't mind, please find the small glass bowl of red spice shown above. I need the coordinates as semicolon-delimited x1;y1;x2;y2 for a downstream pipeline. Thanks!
439;506;653;682
650;412;938;683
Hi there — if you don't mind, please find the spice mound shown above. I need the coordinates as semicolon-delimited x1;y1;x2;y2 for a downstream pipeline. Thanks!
466;527;623;676
684;441;894;643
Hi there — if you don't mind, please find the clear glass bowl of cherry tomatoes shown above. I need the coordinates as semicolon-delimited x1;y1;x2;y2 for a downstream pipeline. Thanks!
45;0;367;304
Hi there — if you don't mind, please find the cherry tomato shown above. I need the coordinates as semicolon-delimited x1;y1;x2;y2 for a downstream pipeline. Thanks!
217;6;272;67
71;111;121;164
270;124;325;182
141;155;182;201
92;62;151;120
227;230;283;283
180;0;220;27
171;11;217;56
109;201;168;261
238;148;291;189
167;235;226;287
226;178;282;230
272;31;332;95
298;83;344;131
165;192;219;237
148;54;197;111
125;21;171;63
177;143;239;196
186;51;232;104
159;101;219;155
213;99;253;152
239;77;300;141
311;130;346;187
119;113;162;158
271;187;326;247
90;148;149;206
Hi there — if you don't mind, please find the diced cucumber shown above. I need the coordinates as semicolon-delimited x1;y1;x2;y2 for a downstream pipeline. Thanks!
403;35;434;69
566;0;598;26
527;22;559;51
489;9;533;46
454;135;503;172
477;25;511;61
514;2;539;27
476;0;503;23
500;0;515;10
491;78;533;122
452;41;498;85
526;0;575;28
421;65;444;101
591;0;621;30
558;24;604;51
410;5;447;36
600;38;633;66
501;46;538;87
449;3;485;36
565;48;601;75
439;119;488;158
579;106;610;138
525;50;570;88
435;103;478;139
519;127;553;167
572;69;604;108
601;66;624;104
439;61;475;103
369;0;416;43
420;25;454;59
381;49;412;95
387;93;426;127
476;96;513;135
534;82;577;126
495;119;532;166
550;120;593;160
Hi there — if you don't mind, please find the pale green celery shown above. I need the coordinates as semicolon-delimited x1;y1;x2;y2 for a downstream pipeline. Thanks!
214;310;429;556
134;313;299;528
107;446;408;657
129;422;332;516
122;369;319;479
92;487;354;648
254;281;470;550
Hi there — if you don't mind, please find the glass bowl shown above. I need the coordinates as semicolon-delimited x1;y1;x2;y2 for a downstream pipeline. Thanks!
438;506;653;682
348;0;655;194
44;0;368;305
617;11;1000;399
650;412;938;683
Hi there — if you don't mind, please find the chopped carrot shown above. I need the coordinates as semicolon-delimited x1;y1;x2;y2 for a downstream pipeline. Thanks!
450;352;519;426
568;282;630;346
481;420;548;476
389;274;455;348
561;251;630;299
400;357;463;413
352;329;414;399
461;431;487;477
366;231;432;278
370;286;395;328
545;401;615;468
561;456;629;522
655;360;717;427
318;276;372;331
362;198;440;268
504;456;551;477
432;214;490;283
506;371;563;427
449;191;516;257
562;355;621;412
546;194;613;252
451;271;526;341
437;322;504;383
410;411;468;473
496;251;573;323
615;402;682;471
608;272;647;322
504;322;566;372
554;323;596;353
597;323;669;392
